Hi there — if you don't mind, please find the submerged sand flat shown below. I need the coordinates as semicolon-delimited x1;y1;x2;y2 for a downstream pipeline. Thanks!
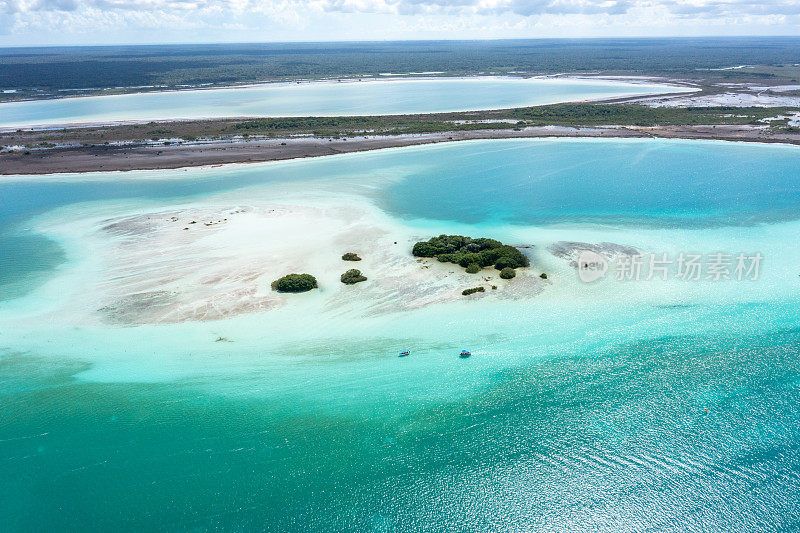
23;191;545;327
12;184;792;333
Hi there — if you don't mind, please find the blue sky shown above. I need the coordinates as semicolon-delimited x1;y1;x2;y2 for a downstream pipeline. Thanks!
1;0;800;46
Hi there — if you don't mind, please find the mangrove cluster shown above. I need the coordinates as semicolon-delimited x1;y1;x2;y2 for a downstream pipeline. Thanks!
341;269;367;284
272;273;318;293
412;235;530;273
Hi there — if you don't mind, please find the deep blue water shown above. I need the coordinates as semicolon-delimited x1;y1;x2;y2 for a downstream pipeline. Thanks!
380;140;800;226
4;139;800;229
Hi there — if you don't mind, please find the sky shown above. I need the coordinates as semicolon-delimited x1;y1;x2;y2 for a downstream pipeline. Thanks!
1;0;800;46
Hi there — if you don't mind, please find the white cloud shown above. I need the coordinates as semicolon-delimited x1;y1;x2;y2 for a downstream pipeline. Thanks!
1;0;799;43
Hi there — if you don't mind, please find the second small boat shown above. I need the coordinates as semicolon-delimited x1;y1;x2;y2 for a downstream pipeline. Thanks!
459;350;471;358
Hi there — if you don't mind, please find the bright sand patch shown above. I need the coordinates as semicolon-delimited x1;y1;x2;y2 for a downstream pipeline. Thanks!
8;186;544;328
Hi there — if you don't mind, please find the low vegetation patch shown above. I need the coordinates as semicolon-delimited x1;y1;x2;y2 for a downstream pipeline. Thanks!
413;234;530;272
500;267;516;279
272;273;318;293
462;286;486;296
341;252;361;261
341;269;367;285
8;104;798;152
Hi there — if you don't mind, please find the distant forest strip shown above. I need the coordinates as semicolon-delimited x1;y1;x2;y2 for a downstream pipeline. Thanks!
3;104;797;148
2;38;800;98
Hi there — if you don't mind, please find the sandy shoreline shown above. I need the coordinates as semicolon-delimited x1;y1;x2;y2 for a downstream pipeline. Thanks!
4;124;800;175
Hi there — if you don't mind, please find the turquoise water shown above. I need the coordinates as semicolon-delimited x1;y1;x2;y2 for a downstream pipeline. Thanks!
1;139;800;530
381;139;800;226
0;77;684;128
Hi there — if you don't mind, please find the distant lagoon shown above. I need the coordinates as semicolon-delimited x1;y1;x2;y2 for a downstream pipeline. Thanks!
0;77;687;128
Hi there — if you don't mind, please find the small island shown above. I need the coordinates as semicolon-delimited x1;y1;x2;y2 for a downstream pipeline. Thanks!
412;235;530;273
271;273;318;293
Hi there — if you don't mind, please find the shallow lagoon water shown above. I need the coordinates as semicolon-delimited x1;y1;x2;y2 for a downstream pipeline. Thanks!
1;139;800;530
0;77;685;128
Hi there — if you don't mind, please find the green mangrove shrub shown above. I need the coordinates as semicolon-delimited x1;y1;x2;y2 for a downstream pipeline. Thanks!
272;273;318;293
341;252;361;261
499;267;516;279
465;263;481;274
341;269;367;285
462;286;486;296
413;235;529;272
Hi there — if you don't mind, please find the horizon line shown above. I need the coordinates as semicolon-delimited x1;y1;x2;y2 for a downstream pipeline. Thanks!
3;35;800;50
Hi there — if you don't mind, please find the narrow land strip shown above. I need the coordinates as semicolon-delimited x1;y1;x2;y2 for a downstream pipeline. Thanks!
3;124;799;175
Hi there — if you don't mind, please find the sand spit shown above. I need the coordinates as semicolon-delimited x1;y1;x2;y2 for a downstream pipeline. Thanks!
549;241;640;269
